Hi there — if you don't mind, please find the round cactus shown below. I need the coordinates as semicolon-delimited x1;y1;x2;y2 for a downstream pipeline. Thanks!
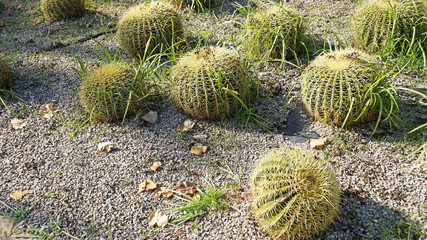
170;47;249;120
79;62;147;123
251;148;341;240
300;49;384;126
244;5;305;60
350;0;427;52
117;2;184;59
40;0;86;22
0;55;11;90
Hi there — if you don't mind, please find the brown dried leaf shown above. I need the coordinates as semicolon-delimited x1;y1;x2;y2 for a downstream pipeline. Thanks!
185;168;197;175
148;210;168;228
177;119;195;133
177;181;197;195
10;190;33;200
150;161;162;171
39;104;58;119
190;146;208;156
97;142;116;153
9;118;27;130
3;8;10;17
138;179;157;193
310;137;329;150
0;22;5;27
155;185;174;199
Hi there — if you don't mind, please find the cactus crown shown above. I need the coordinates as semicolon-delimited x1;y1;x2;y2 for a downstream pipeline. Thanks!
170;47;249;120
79;62;147;123
117;1;184;59
251;148;341;240
244;4;305;60
0;55;11;90
40;0;86;22
351;0;427;52
300;49;384;126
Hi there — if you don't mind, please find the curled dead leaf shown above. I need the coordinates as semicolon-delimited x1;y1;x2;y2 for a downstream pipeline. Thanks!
310;137;329;150
148;210;168;228
177;181;197;196
0;22;5;27
10;190;33;200
97;142;116;153
39;104;58;119
177;119;195;133
150;161;162;171
190;146;208;156
9;118;27;130
155;185;174;199
138;179;157;193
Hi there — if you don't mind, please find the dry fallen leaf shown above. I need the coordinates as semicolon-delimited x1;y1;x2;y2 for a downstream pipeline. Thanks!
0;22;5;27
10;190;33;200
310;137;329;150
155;185;174;199
148;210;168;228
39;104;58;119
142;111;158;124
3;8;10;17
9;118;27;130
97;142;116;153
150;161;162;171
190;146;208;156
177;181;197;195
185;168;197;175
138;179;157;193
177;119;195;133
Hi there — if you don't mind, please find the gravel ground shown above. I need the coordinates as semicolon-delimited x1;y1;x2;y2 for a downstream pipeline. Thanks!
0;0;426;239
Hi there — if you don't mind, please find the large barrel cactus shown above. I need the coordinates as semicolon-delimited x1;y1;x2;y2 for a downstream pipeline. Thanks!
244;5;305;60
79;63;147;123
300;49;384;126
40;0;86;22
117;2;184;59
0;55;11;89
351;0;427;52
170;47;249;120
251;148;341;240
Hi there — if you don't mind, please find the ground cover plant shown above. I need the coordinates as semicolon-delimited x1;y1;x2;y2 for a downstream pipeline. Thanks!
0;0;426;239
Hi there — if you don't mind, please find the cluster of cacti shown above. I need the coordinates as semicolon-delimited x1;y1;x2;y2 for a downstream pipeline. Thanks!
79;62;147;123
251;148;341;240
300;49;385;126
117;1;184;59
350;0;427;52
0;55;11;90
170;47;249;120
244;5;305;60
40;0;86;22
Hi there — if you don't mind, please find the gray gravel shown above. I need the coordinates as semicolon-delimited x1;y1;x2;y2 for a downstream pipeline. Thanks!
0;0;426;239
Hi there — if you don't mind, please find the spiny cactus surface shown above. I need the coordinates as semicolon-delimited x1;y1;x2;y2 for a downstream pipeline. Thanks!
170;47;249;120
79;63;146;123
0;55;11;89
251;148;341;240
117;2;184;59
40;0;86;22
300;49;384;126
244;5;305;60
351;0;427;52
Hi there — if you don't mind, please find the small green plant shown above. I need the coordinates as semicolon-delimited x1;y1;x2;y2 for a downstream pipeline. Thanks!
170;46;249;120
300;49;398;129
40;0;86;22
78;62;147;123
251;148;341;240
172;0;211;12
0;55;11;90
242;4;306;61
117;1;184;59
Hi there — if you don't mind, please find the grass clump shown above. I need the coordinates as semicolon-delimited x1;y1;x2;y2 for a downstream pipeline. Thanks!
0;55;11;90
170;46;249;120
117;1;184;59
79;62;147;123
251;148;341;240
242;4;305;61
40;0;86;22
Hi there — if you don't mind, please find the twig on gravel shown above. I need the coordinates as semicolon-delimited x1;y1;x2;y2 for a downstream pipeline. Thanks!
77;29;117;43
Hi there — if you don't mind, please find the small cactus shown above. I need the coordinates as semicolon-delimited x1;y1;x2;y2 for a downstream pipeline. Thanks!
251;148;341;240
170;47;249;120
0;55;11;90
300;49;384;126
350;0;427;52
40;0;86;22
117;1;184;59
79;62;147;123
244;5;305;60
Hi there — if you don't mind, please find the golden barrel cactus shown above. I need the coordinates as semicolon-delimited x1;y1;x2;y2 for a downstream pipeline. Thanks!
40;0;86;22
